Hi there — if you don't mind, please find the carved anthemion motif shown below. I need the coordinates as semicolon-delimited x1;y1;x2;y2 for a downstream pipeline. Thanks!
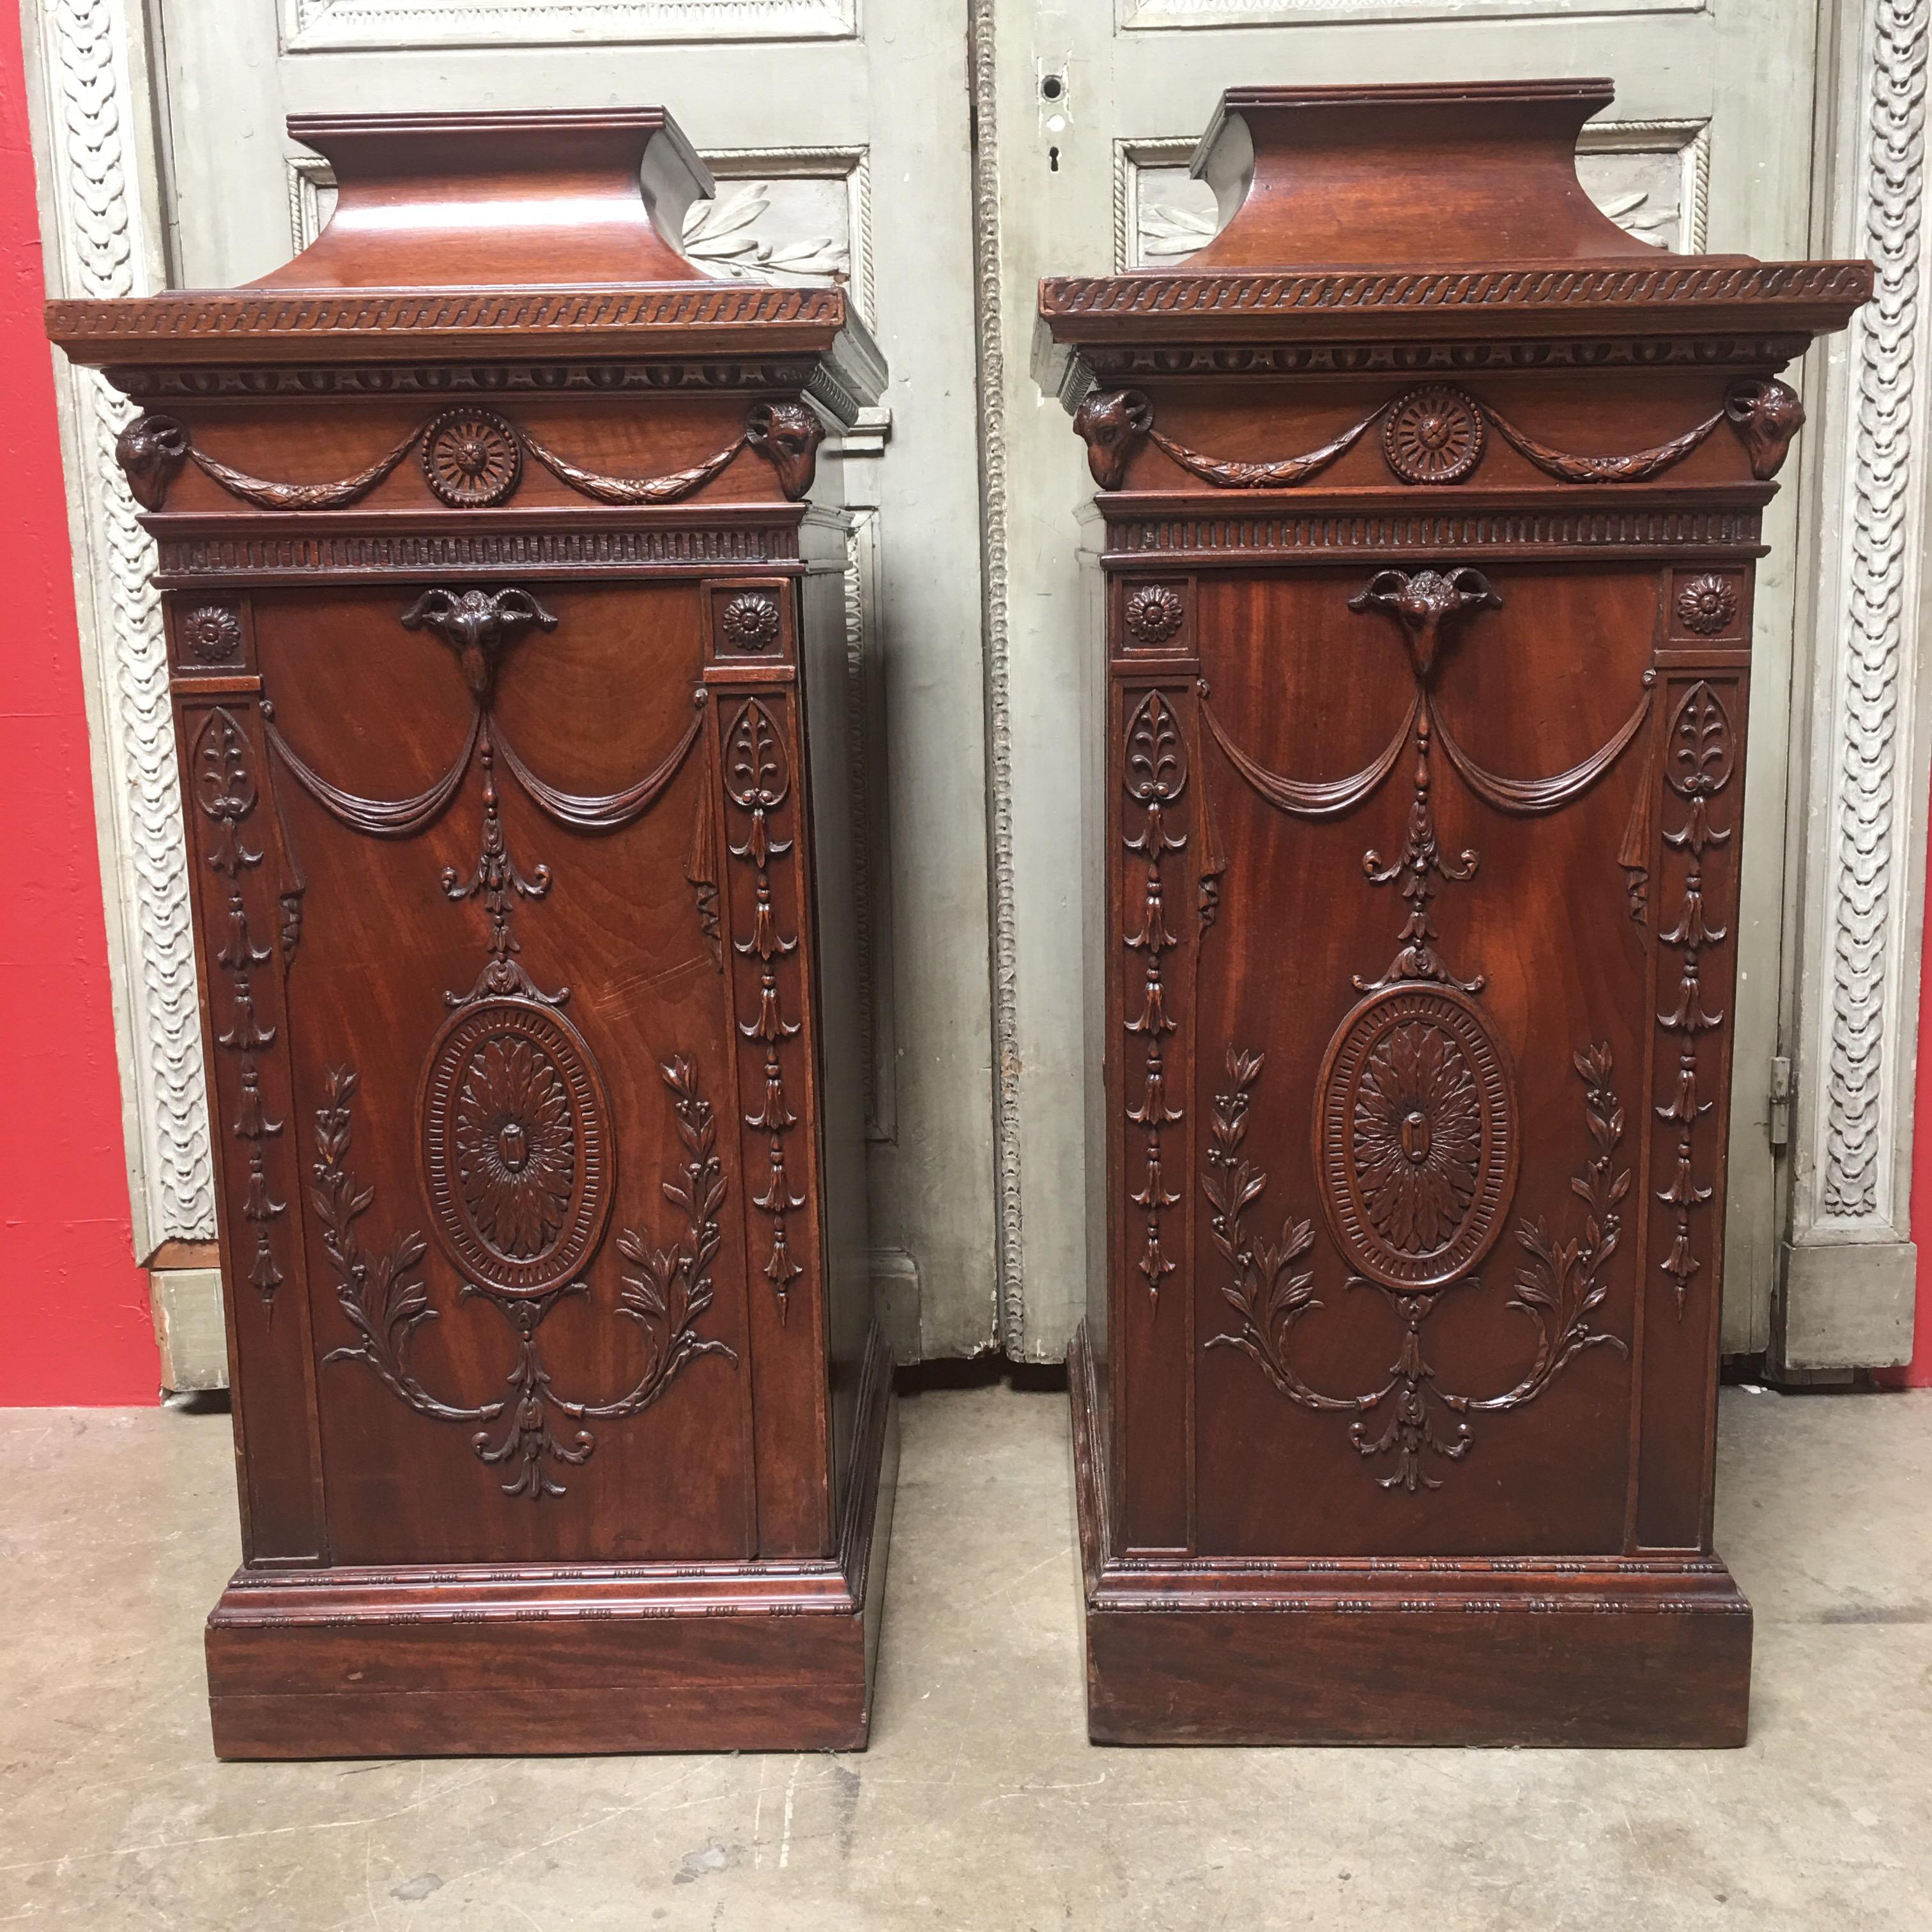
1123;689;1188;1294
320;1057;735;1501
1656;682;1736;1314
723;697;808;1315
192;708;286;1308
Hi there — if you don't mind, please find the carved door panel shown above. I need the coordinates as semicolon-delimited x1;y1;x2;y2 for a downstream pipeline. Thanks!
983;5;1821;1358
1171;556;1736;1554
221;576;751;1565
140;0;998;1361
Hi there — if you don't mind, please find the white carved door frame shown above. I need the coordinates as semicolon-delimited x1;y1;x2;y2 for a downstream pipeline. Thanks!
969;0;1928;1371
21;0;194;1268
1779;0;1932;1368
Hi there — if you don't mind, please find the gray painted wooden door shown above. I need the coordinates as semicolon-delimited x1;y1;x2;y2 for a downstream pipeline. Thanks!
146;0;1000;1361
976;3;1823;1361
61;0;1839;1367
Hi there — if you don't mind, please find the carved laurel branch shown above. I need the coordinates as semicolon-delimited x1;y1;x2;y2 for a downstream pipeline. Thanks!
114;400;826;513
1074;379;1802;493
318;1057;736;1500
314;1067;498;1427
1203;1044;1629;1494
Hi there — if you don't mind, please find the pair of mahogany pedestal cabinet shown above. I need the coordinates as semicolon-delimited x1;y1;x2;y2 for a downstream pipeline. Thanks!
48;82;1869;1758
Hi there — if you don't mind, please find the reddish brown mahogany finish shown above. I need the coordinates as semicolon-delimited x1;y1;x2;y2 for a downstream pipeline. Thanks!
1041;80;1869;1749
49;109;894;1759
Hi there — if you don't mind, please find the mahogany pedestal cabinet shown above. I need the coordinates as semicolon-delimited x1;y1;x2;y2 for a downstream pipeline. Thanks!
1039;80;1870;1747
48;109;895;1759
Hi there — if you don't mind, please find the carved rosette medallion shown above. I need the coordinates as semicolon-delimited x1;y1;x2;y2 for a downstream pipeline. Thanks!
419;999;613;1295
1383;388;1484;485
1315;984;1517;1291
181;605;242;664
420;410;522;507
1124;584;1186;647
720;592;782;651
1675;574;1739;636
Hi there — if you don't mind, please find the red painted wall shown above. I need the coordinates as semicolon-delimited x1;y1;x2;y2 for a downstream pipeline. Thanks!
0;10;159;1404
1893;828;1932;1386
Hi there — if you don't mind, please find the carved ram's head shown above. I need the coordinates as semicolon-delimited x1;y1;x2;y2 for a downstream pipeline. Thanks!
746;402;826;502
1726;378;1805;482
1348;568;1501;683
1072;388;1153;491
115;413;191;510
399;587;558;708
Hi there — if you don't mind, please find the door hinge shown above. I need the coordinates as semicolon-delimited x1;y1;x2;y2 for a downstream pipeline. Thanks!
1768;1055;1793;1148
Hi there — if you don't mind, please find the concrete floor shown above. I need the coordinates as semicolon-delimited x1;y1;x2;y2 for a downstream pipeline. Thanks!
1;1386;1929;1930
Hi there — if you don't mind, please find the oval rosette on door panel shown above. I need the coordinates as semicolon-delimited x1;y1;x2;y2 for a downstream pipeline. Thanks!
1314;984;1518;1292
418;999;614;1296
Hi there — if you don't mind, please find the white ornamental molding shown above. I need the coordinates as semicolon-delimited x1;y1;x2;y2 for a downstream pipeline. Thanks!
969;0;1027;1353
1785;0;1931;1365
840;507;898;1146
1821;0;1926;1225
24;0;211;1257
283;0;855;50
1117;0;1683;27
